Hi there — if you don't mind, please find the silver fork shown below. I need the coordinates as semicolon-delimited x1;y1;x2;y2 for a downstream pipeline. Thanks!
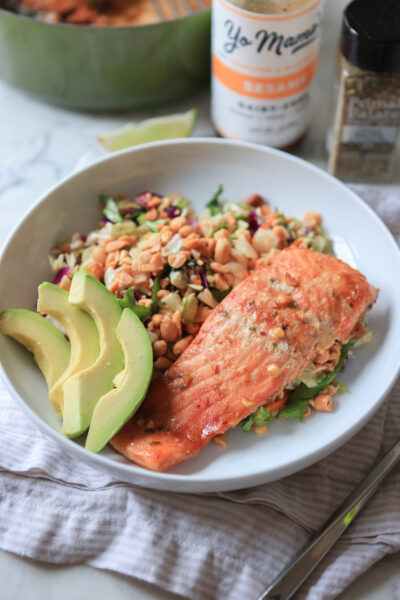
257;437;400;600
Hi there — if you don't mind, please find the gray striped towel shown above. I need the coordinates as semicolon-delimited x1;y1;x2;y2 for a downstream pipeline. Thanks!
0;186;399;600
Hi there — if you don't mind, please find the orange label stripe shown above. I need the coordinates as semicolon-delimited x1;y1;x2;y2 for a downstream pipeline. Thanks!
213;54;318;100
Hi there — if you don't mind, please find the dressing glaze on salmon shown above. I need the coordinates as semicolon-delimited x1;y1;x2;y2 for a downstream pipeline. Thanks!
110;247;377;472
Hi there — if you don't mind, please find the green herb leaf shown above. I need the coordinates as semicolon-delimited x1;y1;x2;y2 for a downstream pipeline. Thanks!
173;197;188;211
289;339;358;403
100;195;123;223
211;225;228;237
240;416;254;432
278;397;309;422
211;287;232;302
253;407;270;426
207;185;224;216
334;381;350;393
151;276;161;315
276;213;288;228
186;259;198;269
118;288;152;320
240;406;270;432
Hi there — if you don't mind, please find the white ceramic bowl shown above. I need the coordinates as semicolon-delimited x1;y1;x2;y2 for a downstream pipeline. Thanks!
1;139;400;493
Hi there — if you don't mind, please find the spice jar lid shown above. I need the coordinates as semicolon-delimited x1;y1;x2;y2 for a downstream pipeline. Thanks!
341;0;400;72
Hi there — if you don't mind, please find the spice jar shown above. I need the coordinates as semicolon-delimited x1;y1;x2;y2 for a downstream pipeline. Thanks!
328;0;400;182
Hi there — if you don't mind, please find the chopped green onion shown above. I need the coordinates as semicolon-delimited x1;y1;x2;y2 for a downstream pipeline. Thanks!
101;195;123;223
207;185;224;216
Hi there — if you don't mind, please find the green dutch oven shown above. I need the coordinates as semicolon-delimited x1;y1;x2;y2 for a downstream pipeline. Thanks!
0;4;211;110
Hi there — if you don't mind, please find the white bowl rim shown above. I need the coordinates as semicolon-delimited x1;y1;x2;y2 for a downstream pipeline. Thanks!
1;137;400;492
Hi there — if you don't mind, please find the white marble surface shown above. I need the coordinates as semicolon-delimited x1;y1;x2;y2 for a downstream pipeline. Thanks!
0;0;400;598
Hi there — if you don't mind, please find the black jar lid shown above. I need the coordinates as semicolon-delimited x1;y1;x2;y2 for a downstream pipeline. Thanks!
341;0;400;72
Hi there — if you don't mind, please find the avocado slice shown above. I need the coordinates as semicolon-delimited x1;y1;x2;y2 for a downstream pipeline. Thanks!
85;308;152;453
0;309;70;410
62;273;124;438
37;283;100;415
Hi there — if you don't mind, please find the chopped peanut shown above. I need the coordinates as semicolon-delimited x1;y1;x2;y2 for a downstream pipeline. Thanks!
170;216;187;232
59;275;72;291
314;394;333;412
253;425;268;435
92;245;107;264
214;238;231;264
213;433;227;447
168;253;187;269
179;225;193;238
146;209;158;221
213;229;230;241
89;262;104;280
267;363;281;377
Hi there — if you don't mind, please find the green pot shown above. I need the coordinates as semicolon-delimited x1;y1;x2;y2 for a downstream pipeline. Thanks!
0;6;211;110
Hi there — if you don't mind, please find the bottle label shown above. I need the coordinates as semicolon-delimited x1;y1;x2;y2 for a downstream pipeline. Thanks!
211;0;324;147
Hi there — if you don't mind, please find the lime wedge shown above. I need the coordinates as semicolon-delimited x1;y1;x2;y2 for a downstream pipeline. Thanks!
98;108;197;152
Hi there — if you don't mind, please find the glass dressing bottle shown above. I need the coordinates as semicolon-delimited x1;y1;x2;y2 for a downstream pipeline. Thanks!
211;0;325;149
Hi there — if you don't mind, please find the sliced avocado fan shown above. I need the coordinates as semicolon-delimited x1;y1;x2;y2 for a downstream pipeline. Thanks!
0;309;70;410
37;283;100;415
62;273;124;438
86;308;153;453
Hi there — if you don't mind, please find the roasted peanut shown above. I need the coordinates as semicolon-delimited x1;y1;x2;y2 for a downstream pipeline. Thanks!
89;262;104;281
178;225;193;238
92;245;107;264
146;209;158;221
213;228;230;241
173;335;193;356
154;357;172;371
160;230;173;245
170;216;187;232
214;238;231;264
152;340;167;357
168;253;187;269
160;318;179;342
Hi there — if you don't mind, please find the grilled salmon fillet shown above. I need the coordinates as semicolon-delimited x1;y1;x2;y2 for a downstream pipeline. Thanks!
111;247;377;472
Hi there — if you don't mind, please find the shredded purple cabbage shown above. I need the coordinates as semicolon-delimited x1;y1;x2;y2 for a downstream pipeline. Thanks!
197;264;210;290
135;191;162;207
167;205;180;219
143;317;151;327
81;234;87;242
305;226;313;234
134;192;150;207
188;219;199;228
39;313;47;318
134;291;142;302
101;216;111;224
53;266;70;285
247;210;264;234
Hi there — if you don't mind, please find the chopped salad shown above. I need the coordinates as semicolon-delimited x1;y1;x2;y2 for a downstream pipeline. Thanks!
49;187;371;436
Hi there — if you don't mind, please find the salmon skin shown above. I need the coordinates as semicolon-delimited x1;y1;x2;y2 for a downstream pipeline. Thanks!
111;247;377;472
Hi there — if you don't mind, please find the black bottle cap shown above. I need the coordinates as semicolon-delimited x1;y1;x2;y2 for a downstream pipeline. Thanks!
341;0;400;72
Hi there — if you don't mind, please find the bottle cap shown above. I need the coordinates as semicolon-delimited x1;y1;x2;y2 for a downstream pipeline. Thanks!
341;0;400;72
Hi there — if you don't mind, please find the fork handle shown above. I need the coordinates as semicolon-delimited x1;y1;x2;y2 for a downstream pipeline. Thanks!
257;438;400;600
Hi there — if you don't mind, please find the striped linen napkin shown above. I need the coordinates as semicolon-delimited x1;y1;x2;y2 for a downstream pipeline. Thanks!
0;186;399;600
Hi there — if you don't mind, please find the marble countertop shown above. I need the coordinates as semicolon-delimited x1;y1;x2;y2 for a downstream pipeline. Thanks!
0;0;399;598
